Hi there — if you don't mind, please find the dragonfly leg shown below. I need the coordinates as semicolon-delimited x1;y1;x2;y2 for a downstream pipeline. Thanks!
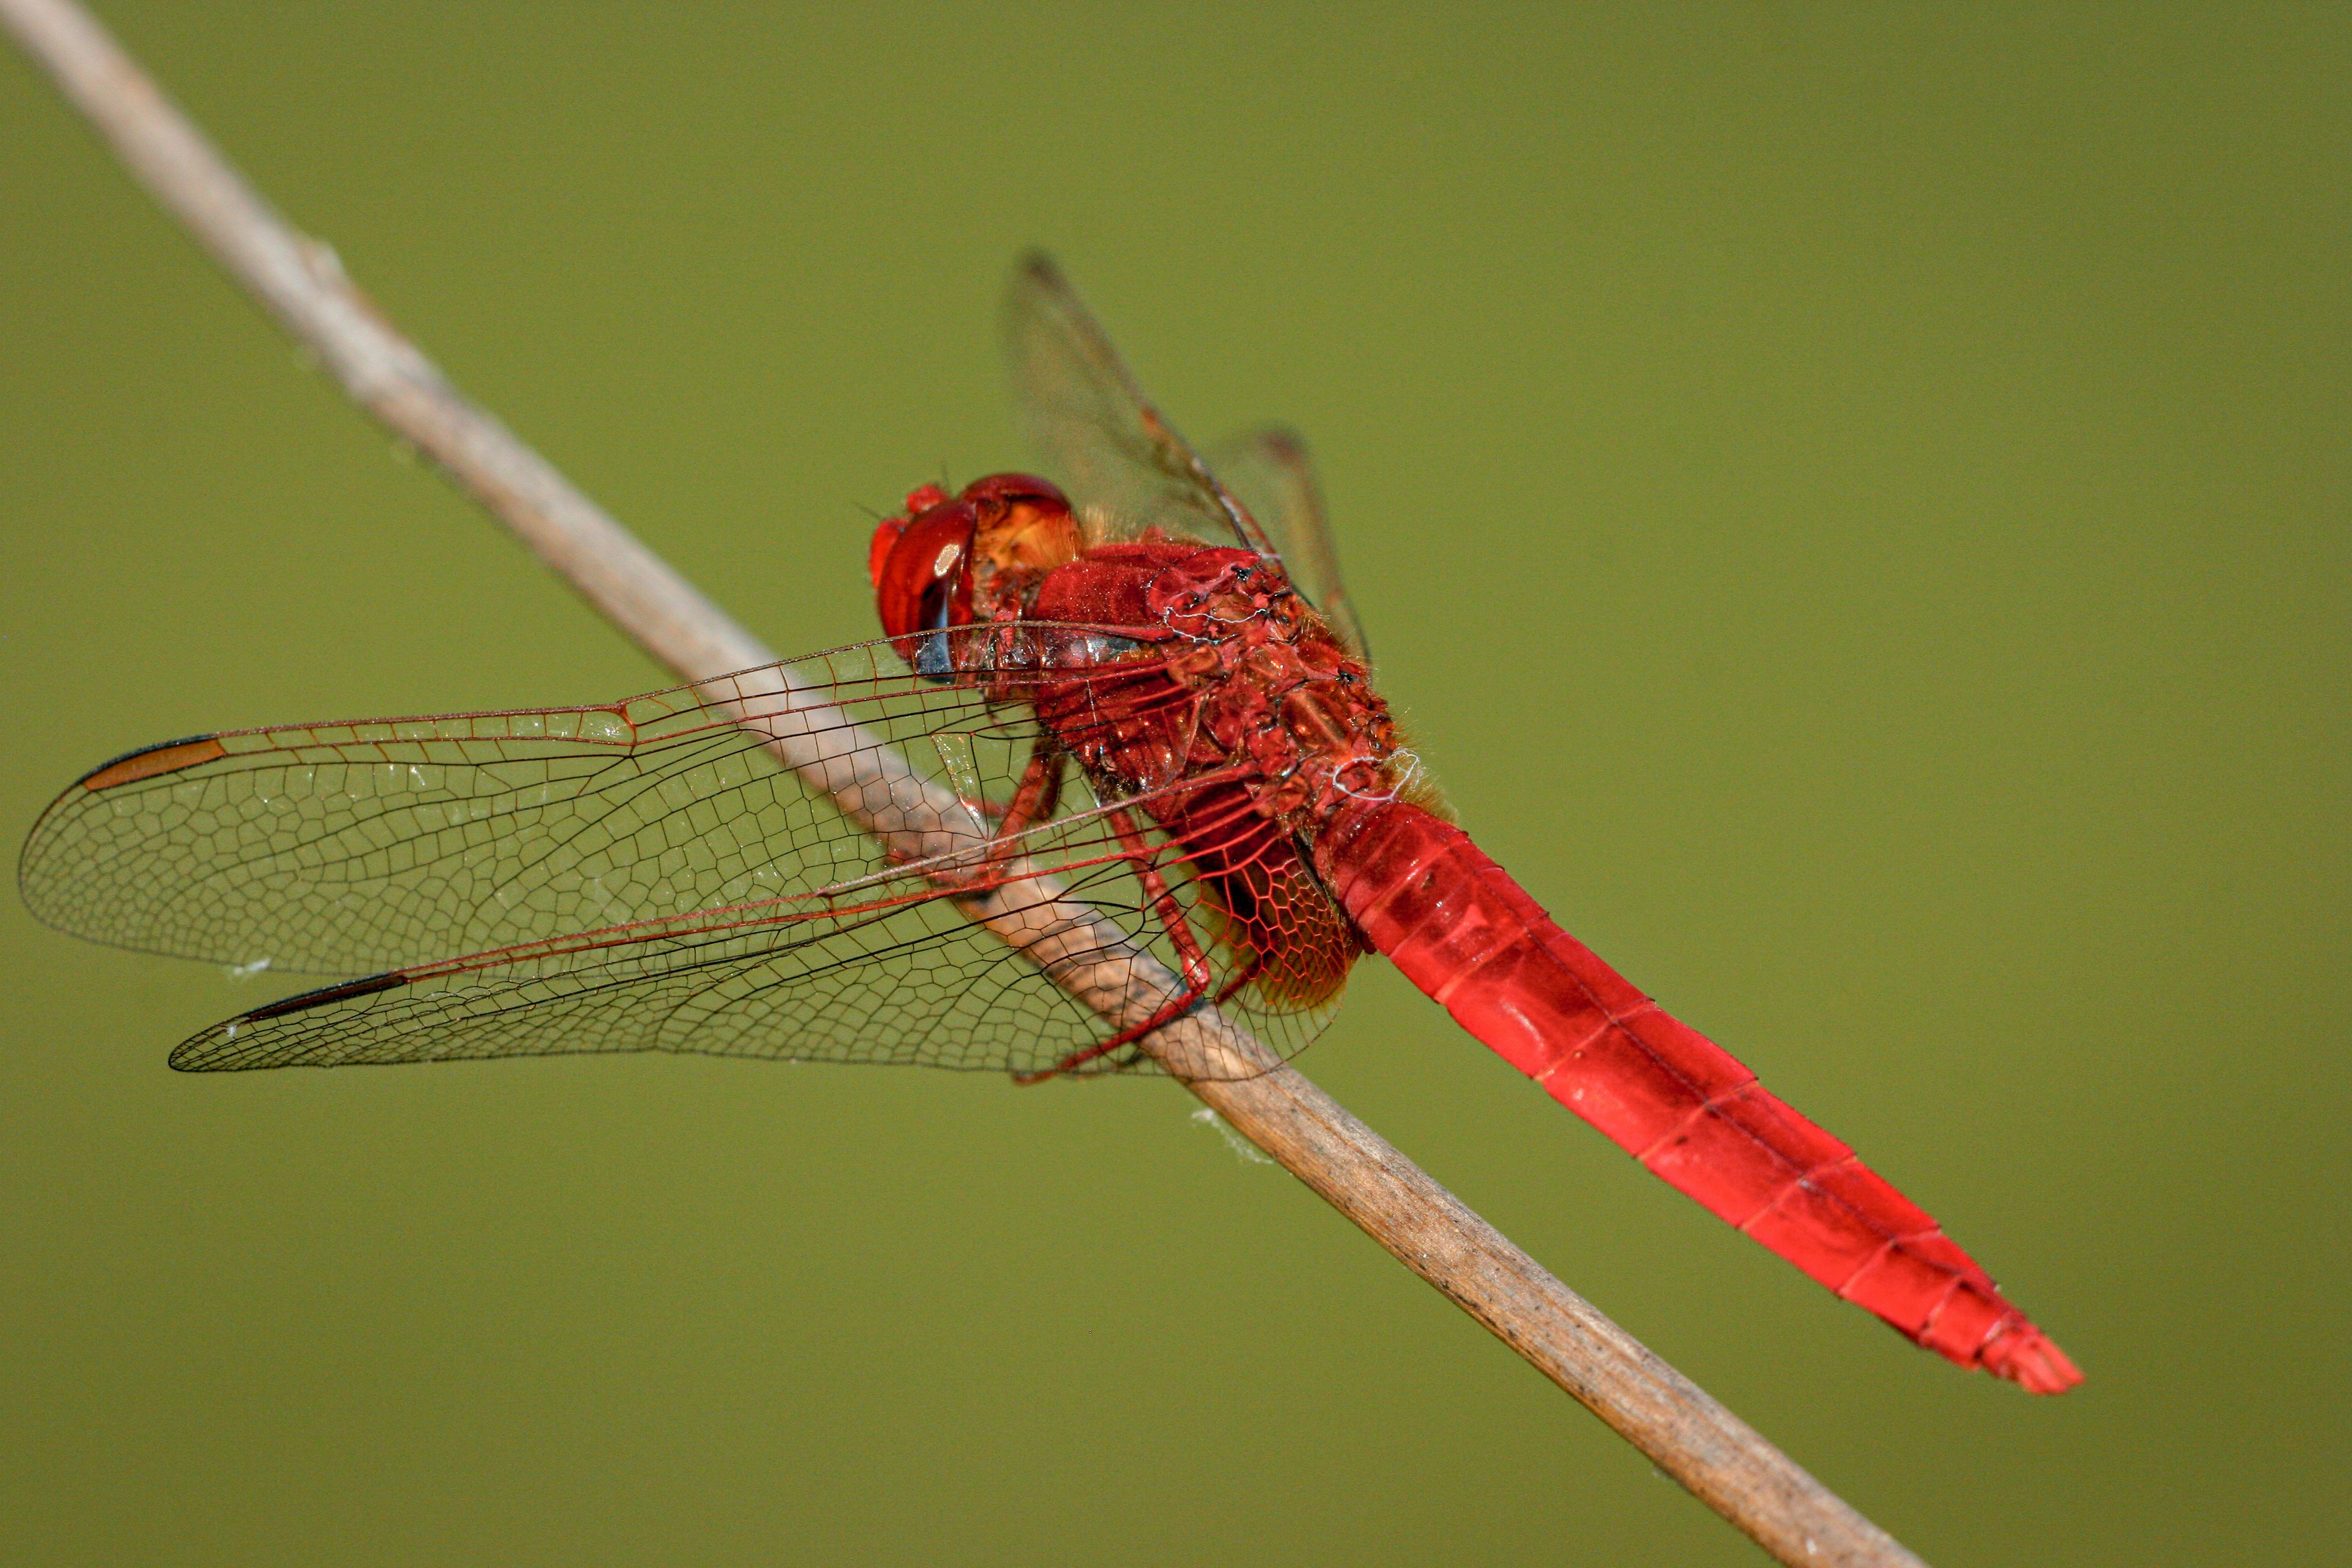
982;736;1065;869
1012;805;1216;1085
896;737;1068;895
1103;802;1215;998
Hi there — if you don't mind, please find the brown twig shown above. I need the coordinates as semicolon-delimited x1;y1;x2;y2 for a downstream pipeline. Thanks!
1;2;1929;1563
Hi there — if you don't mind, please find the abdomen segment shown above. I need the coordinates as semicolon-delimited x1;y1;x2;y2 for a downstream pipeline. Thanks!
1313;798;2079;1393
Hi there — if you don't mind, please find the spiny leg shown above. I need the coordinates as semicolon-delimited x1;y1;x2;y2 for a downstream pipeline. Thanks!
1013;805;1215;1085
909;735;1067;894
984;734;1065;869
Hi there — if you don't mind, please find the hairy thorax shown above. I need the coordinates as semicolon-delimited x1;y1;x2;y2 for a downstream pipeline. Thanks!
1022;534;1415;840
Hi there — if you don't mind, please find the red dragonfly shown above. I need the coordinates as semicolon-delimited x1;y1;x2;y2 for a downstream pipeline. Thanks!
21;254;2078;1394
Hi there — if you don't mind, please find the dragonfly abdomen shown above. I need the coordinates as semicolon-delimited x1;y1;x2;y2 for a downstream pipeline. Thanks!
1312;795;2082;1393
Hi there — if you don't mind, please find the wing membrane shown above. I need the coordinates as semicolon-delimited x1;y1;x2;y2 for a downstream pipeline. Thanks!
25;646;961;975
22;629;1161;974
1004;252;1275;558
168;791;1247;1079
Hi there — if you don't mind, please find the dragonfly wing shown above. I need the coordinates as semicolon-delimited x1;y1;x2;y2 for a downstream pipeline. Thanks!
24;648;946;976
165;802;1238;1078
25;630;1119;976
1200;425;1371;665
1002;252;1275;558
28;624;1349;1076
168;780;1330;1080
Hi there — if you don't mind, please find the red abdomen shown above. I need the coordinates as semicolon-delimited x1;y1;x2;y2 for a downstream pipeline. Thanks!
1313;797;2080;1393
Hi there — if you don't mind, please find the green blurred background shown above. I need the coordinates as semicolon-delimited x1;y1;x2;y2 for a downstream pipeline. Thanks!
2;4;2343;1563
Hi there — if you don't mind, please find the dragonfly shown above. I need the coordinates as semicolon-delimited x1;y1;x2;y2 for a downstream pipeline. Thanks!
20;253;2079;1394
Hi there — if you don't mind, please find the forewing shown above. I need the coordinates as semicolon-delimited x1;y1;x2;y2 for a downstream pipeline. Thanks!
1201;425;1371;664
27;631;1095;976
1003;252;1274;558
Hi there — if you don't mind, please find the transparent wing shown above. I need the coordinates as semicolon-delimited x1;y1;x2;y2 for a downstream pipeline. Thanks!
1201;425;1371;664
1002;252;1276;559
164;785;1256;1080
22;626;1348;1077
26;644;979;978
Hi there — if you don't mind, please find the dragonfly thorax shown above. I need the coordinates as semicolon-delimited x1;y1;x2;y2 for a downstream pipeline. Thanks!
1033;538;1408;837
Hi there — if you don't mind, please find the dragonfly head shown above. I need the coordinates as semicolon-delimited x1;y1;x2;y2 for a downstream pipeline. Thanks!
870;475;1079;678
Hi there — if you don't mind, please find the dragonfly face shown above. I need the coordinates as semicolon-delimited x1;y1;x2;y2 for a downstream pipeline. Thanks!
869;474;1082;678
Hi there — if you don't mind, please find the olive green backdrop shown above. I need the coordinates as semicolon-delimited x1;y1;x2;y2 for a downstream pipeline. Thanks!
2;4;2343;1564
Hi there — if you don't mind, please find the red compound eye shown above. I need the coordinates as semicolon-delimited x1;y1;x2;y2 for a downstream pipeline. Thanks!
874;501;978;671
